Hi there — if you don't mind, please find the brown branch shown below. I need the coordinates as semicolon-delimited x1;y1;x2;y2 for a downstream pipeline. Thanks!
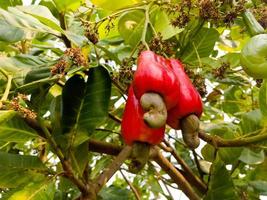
87;140;203;199
163;140;207;193
88;139;122;156
152;147;201;200
120;170;141;200
93;145;132;194
199;129;267;147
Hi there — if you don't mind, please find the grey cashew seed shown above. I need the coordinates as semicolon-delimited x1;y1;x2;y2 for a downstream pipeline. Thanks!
140;93;167;128
181;114;200;149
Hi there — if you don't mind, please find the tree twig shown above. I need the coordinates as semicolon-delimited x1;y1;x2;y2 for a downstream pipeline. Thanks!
120;170;141;200
152;147;201;200
199;129;267;147
108;112;122;124
94;145;132;193
163;140;207;193
192;150;204;179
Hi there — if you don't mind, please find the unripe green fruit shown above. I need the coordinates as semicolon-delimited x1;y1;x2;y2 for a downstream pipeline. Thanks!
240;34;267;79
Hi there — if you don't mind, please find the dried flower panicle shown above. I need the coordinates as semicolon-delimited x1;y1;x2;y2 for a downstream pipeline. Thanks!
256;79;263;88
164;0;193;28
82;21;99;44
193;74;207;97
184;65;207;97
199;0;220;22
65;48;87;67
149;34;176;56
51;59;68;75
51;48;87;75
212;62;230;79
113;58;135;89
253;7;267;29
10;94;37;119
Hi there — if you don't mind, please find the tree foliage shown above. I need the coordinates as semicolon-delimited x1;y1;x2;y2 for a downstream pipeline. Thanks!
0;0;267;199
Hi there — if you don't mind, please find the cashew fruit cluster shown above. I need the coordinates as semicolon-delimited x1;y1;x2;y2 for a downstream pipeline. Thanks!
121;51;203;149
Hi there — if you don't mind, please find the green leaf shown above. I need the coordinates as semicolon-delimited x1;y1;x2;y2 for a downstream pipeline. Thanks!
99;185;131;200
0;169;44;188
249;181;267;195
64;30;88;47
0;19;24;42
0;111;40;143
53;0;84;12
181;27;219;63
240;109;263;134
204;123;242;164
71;142;89;177
0;0;22;9
0;7;60;36
0;54;49;85
17;5;63;33
95;45;122;65
152;9;183;40
204;156;238;200
259;80;267;119
7;180;55;200
90;156;111;179
61;66;111;136
201;143;242;164
79;66;111;130
92;0;140;11
61;74;86;134
118;10;145;47
0;54;48;73
220;53;241;68
0;152;46;170
247;159;267;182
239;148;265;165
24;66;51;84
222;85;242;114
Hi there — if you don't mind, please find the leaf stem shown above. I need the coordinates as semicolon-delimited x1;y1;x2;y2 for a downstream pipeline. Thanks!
141;4;151;50
1;74;12;102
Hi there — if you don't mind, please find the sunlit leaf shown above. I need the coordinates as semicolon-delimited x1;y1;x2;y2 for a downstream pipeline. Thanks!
17;5;62;32
92;0;140;11
118;10;145;47
181;27;219;63
7;180;55;200
0;19;24;42
53;0;84;12
152;9;183;40
239;148;265;165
